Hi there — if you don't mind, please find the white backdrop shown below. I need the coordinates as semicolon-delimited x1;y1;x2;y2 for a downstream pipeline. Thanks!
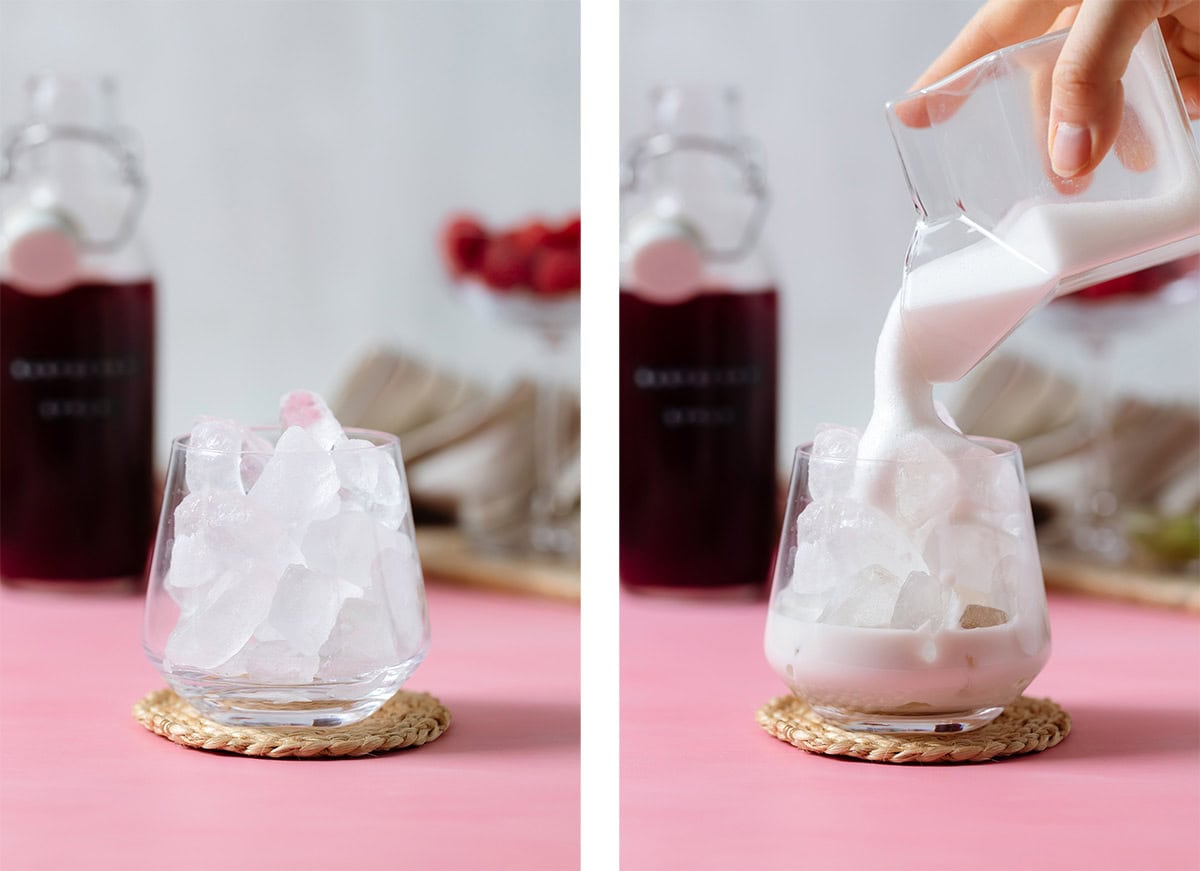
0;0;580;458
622;0;1200;466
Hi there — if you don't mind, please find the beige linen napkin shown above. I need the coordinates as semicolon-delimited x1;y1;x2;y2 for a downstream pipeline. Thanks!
331;347;580;536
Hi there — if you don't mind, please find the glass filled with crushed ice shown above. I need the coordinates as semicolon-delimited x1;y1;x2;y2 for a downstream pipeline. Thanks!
143;391;429;727
764;432;1051;734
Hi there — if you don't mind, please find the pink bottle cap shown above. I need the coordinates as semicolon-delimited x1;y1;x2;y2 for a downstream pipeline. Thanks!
3;205;81;294
627;213;704;304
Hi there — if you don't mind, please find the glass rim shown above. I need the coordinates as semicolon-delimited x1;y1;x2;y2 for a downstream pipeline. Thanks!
794;434;1021;466
170;425;400;456
885;26;1071;107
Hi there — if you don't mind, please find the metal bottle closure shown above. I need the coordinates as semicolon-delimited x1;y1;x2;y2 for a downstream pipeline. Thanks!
0;122;147;293
621;132;768;304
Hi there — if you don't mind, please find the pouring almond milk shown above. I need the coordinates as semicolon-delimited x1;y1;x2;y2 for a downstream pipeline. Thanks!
764;21;1200;734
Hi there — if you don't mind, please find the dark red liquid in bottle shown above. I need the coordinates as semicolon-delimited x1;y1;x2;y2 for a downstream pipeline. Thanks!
620;287;778;594
1;279;155;586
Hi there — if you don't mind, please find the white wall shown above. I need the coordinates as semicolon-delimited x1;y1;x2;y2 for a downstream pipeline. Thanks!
0;0;580;458
622;0;1200;466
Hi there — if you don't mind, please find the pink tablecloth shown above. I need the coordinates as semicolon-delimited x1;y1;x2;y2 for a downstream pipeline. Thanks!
621;590;1200;871
0;582;579;871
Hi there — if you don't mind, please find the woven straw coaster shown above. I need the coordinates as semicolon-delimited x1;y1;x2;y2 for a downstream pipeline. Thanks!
758;695;1069;764
133;688;450;758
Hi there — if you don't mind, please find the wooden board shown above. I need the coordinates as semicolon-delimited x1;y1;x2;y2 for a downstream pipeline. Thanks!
415;525;580;602
1041;550;1200;613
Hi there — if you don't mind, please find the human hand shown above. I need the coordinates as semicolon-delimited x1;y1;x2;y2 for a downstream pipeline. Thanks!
912;0;1200;179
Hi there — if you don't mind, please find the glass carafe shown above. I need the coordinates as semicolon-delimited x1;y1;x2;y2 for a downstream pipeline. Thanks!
0;75;156;591
887;22;1200;385
619;86;778;595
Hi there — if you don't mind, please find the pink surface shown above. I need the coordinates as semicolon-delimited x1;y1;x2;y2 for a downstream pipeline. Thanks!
0;582;579;871
622;590;1200;871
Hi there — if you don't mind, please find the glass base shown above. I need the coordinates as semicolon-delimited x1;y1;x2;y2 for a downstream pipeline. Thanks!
161;660;421;728
810;703;1005;735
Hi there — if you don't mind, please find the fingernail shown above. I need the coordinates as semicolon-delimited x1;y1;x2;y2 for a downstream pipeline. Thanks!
1051;122;1091;178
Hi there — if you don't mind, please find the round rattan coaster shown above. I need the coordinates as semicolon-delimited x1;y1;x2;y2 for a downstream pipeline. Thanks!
757;695;1069;764
133;688;451;758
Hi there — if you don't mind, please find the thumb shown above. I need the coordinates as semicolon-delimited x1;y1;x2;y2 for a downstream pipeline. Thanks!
1048;0;1161;178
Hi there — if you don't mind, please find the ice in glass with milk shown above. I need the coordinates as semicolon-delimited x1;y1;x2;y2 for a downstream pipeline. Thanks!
765;23;1199;730
763;296;1053;726
152;390;428;723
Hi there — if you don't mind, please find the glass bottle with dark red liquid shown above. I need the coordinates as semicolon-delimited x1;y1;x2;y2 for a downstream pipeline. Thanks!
1;76;155;591
620;86;778;595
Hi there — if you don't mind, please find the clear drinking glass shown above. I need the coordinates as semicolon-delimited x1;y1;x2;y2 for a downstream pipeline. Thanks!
143;427;429;727
764;439;1051;734
459;280;580;558
887;22;1200;384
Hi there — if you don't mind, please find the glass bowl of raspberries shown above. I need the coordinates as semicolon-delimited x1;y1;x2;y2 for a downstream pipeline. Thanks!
442;213;581;339
440;212;581;558
1039;254;1198;564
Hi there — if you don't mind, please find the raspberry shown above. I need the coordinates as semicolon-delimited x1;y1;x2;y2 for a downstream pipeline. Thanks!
512;221;552;258
441;215;488;277
548;215;581;249
480;236;530;290
531;249;581;295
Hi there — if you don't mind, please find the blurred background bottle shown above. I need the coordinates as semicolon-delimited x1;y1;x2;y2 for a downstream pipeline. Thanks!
619;85;778;595
1;75;155;591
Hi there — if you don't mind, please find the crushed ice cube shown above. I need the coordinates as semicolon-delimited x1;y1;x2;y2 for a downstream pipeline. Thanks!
370;542;427;659
988;552;1039;616
301;512;402;588
819;564;902;628
165;533;217;591
172;490;298;573
963;456;1024;517
773;587;826;621
185;418;244;494
922;520;1020;597
267;565;343;656
164;559;277;671
249;426;340;531
808;425;860;503
239;427;275;492
788;541;838;597
891;570;950;631
280;389;345;450
893;433;961;528
798;499;925;583
332;439;406;530
318;598;400;680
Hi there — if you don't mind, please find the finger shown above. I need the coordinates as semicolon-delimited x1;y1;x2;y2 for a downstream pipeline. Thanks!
1161;11;1200;117
1048;0;1163;178
1030;5;1097;194
895;0;1067;128
912;0;1068;90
